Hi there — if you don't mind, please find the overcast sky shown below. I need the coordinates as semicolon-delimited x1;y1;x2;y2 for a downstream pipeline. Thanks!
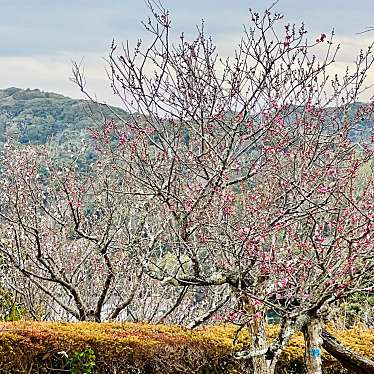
1;0;374;104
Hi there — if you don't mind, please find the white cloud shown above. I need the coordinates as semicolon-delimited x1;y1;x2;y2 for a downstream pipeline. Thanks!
1;31;373;108
0;53;125;106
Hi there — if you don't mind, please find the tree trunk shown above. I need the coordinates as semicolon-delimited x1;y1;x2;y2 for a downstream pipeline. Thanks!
247;316;269;373
242;295;270;374
303;317;323;374
322;329;374;374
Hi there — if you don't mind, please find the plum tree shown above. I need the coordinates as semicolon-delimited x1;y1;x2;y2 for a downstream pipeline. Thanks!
73;2;374;372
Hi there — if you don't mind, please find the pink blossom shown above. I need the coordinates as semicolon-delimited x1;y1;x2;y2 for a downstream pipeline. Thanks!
280;278;288;287
260;263;269;273
351;215;359;225
199;235;209;243
105;121;114;134
327;167;337;177
336;225;344;233
168;203;176;212
223;205;235;215
274;115;285;126
90;130;99;140
195;184;204;193
144;127;155;135
316;186;331;194
206;122;215;132
119;133;127;145
185;200;193;212
222;193;235;202
314;235;326;244
264;146;277;153
235;112;244;122
239;226;250;237
228;311;238;321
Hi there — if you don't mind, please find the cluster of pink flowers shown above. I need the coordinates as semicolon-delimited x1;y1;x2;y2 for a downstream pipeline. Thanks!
316;33;327;43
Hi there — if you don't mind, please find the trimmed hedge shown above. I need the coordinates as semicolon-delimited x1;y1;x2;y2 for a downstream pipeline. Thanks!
0;321;373;373
0;322;235;373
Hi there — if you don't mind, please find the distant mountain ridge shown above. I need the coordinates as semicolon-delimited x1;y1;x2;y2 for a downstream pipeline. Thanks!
0;87;133;169
0;87;372;148
0;87;128;146
0;87;66;101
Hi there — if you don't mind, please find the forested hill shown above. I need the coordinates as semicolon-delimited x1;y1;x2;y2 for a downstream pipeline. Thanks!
0;87;129;146
0;87;372;148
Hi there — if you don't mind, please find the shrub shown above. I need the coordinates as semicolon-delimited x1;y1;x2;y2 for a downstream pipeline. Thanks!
0;321;373;373
0;287;27;322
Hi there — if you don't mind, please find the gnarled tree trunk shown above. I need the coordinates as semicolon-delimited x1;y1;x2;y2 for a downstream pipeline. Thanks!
303;317;323;374
322;329;374;374
240;294;270;374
